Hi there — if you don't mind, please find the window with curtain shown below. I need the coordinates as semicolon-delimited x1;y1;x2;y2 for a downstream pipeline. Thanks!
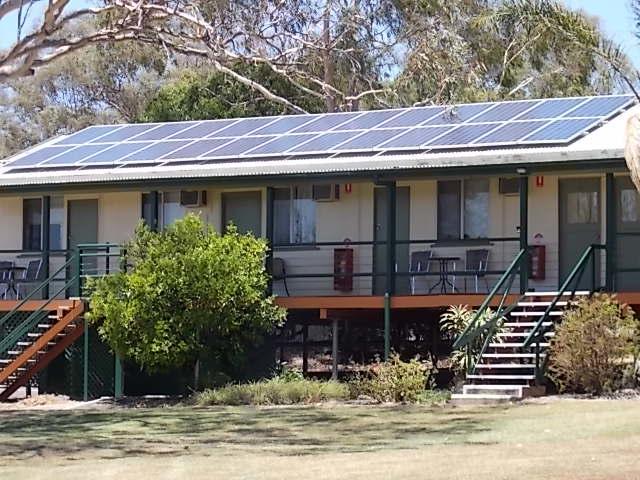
23;198;42;250
273;185;317;245
437;179;489;240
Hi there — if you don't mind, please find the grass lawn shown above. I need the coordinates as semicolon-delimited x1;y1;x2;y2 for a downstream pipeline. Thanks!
1;399;640;479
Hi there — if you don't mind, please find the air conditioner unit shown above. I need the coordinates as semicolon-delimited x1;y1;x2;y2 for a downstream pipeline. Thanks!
180;190;207;207
313;184;340;202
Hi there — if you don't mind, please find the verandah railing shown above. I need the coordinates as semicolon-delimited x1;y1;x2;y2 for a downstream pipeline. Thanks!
271;236;521;297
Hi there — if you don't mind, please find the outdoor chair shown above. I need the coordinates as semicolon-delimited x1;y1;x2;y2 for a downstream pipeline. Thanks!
271;257;290;296
15;259;43;299
0;261;11;299
464;249;490;293
409;250;434;294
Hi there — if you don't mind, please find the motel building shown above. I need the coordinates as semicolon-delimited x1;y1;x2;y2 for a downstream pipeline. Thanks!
0;94;639;400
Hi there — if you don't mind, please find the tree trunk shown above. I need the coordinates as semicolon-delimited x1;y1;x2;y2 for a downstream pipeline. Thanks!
625;114;640;191
193;359;200;391
322;0;336;112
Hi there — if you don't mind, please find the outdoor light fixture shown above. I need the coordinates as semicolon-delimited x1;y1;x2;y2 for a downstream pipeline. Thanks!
516;167;527;175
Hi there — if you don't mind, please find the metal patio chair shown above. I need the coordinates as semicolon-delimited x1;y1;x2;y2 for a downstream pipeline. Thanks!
409;250;434;294
0;261;12;299
15;259;43;299
271;257;290;296
464;249;490;293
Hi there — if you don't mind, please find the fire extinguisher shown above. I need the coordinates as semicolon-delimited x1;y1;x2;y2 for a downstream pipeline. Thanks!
529;233;546;280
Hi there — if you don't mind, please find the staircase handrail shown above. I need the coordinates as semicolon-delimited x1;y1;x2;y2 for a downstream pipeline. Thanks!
0;275;80;356
453;248;528;350
522;243;606;348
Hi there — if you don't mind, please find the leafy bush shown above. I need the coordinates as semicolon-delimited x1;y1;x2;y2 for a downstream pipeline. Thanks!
350;354;432;403
87;214;286;380
196;378;349;405
548;294;640;395
440;305;504;376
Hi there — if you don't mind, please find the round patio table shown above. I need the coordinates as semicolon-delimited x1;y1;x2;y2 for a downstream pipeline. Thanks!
428;257;460;294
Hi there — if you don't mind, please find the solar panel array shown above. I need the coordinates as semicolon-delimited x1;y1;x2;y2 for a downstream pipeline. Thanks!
3;95;635;172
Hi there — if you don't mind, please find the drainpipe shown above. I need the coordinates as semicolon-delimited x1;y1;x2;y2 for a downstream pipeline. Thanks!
42;196;50;299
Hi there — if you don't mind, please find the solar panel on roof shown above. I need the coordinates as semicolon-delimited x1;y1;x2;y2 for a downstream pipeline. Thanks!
89;124;154;143
427;123;497;146
168;120;238;139
9;146;69;166
377;107;443;128
336;129;406;151
206;136;277;157
562;96;631;118
522;118;597;142
248;134;318;155
163;139;232;159
516;98;585;120
471;101;538;123
80;143;148;164
250;116;315;135
120;141;192;162
55;126;121;145
291;113;360;133
473;121;547;145
288;131;355;152
331;110;404;131
132;123;198;141
212;117;278;137
424;103;489;125
41;144;110;165
380;126;450;149
2;94;635;174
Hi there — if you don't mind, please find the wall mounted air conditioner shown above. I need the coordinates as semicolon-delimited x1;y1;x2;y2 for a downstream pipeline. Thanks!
312;184;340;202
180;190;207;207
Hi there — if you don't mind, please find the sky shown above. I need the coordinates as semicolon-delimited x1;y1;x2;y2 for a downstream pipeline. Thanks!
0;1;639;65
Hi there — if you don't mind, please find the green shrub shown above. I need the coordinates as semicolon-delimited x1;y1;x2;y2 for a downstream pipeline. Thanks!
548;293;640;395
196;378;349;406
350;353;432;403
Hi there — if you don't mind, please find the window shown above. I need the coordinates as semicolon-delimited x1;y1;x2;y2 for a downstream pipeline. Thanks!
161;191;186;227
621;189;640;224
23;198;42;250
437;179;489;240
142;192;158;230
49;196;64;250
274;185;316;245
567;191;598;224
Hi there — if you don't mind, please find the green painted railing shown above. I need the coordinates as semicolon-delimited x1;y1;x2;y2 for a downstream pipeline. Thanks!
452;249;528;374
523;244;606;349
453;249;527;350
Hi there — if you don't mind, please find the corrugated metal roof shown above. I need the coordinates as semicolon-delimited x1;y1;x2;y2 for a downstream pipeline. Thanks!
0;100;635;189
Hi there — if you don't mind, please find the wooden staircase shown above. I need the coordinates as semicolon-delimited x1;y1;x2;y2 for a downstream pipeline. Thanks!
451;291;589;403
0;300;85;401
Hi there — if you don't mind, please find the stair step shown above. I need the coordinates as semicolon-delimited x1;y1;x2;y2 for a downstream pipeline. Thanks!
496;332;554;338
0;358;35;364
503;322;552;328
517;301;568;307
38;324;53;329
482;353;546;358
451;393;516;402
524;291;589;297
489;342;550;348
463;384;524;392
475;363;536;369
510;311;563;317
467;374;536;380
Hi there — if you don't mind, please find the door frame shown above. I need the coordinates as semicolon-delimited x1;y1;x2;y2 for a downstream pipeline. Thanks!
558;176;602;287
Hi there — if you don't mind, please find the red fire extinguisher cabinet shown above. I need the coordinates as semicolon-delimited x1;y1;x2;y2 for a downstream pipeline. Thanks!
529;245;546;280
334;248;354;292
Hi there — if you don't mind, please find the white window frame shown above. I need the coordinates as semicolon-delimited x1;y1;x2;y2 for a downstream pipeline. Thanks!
438;179;490;240
274;185;317;246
